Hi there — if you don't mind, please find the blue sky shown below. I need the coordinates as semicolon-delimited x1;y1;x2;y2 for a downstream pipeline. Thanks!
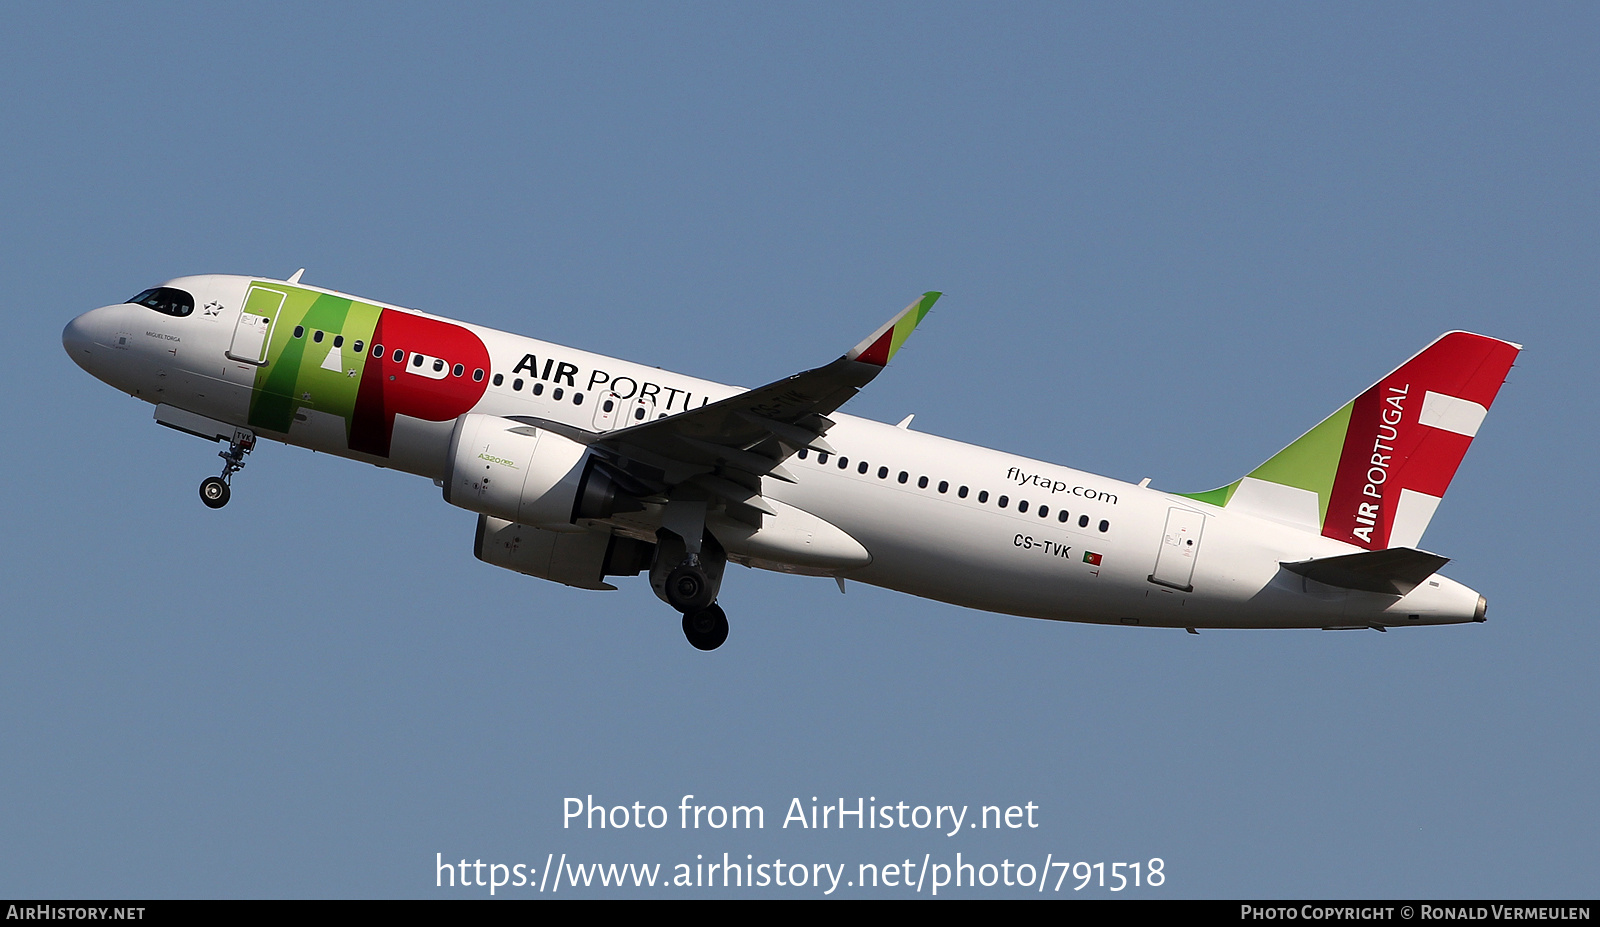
3;3;1596;897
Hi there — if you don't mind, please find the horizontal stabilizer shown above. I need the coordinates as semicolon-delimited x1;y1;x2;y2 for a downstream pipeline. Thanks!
1282;547;1449;595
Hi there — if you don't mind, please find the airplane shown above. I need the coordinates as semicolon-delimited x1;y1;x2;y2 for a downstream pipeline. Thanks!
62;273;1520;650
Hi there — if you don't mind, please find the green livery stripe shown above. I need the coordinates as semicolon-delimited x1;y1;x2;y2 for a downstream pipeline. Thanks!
247;284;383;437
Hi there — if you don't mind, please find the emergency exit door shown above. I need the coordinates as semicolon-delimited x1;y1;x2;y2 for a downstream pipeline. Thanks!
227;285;285;365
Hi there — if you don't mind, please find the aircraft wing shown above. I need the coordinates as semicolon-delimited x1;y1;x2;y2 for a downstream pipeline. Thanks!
513;292;939;521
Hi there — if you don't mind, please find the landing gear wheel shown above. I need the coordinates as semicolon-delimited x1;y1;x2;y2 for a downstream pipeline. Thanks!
198;429;255;509
665;564;715;613
199;477;230;509
682;604;729;651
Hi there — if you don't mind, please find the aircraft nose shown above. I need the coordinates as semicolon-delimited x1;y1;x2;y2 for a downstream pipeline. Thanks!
63;313;92;357
63;307;115;373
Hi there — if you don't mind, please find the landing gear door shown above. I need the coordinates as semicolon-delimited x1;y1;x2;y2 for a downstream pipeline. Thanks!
1149;506;1205;592
227;285;286;365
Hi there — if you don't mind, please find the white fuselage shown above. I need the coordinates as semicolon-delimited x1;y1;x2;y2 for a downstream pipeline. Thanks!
63;275;1486;631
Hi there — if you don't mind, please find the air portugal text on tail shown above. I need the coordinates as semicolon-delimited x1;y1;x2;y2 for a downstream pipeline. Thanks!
63;273;1521;650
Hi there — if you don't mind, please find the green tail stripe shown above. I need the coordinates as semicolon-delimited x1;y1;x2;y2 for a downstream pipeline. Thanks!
1175;482;1239;508
1177;400;1354;525
1246;401;1353;524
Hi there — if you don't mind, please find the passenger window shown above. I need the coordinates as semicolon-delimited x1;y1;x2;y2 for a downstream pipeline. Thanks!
634;408;646;420
393;349;404;362
917;476;928;489
817;452;830;465
513;378;523;391
797;449;809;460
493;373;504;386
1058;510;1069;523
603;399;615;412
473;369;484;382
1038;506;1049;518
1099;520;1109;533
878;467;888;479
1079;515;1090;528
433;358;445;373
857;461;869;474
533;382;545;396
313;330;324;343
413;355;425;368
938;481;948;493
897;471;908;484
293;325;305;338
334;335;344;348
998;495;1009;508
978;490;989;503
838;457;849;469
553;388;564;401
353;340;364;353
453;364;464;377
1017;500;1028;513
372;343;383;357
958;486;969;498
573;392;583;405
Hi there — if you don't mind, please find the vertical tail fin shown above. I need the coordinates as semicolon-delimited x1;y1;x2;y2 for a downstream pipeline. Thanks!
1178;332;1521;550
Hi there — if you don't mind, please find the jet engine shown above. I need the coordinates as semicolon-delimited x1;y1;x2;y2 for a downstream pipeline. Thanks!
443;413;645;528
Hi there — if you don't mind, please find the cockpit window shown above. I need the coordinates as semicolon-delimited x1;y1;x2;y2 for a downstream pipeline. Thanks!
126;287;195;318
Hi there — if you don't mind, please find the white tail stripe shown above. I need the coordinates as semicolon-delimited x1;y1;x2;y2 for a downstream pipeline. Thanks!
1228;477;1322;532
1419;391;1488;437
1389;488;1443;549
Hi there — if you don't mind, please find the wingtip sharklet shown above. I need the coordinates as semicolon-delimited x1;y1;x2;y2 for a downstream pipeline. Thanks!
846;292;941;367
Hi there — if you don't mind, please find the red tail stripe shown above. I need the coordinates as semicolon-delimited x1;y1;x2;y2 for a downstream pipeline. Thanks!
1323;332;1519;549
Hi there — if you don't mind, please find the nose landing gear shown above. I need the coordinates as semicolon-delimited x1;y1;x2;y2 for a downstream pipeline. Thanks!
198;429;255;509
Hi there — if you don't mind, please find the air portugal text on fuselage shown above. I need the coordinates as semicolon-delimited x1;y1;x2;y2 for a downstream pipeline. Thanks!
65;274;1521;649
509;352;712;414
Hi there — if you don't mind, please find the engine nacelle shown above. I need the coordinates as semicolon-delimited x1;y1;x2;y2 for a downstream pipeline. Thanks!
475;516;655;590
443;413;641;529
